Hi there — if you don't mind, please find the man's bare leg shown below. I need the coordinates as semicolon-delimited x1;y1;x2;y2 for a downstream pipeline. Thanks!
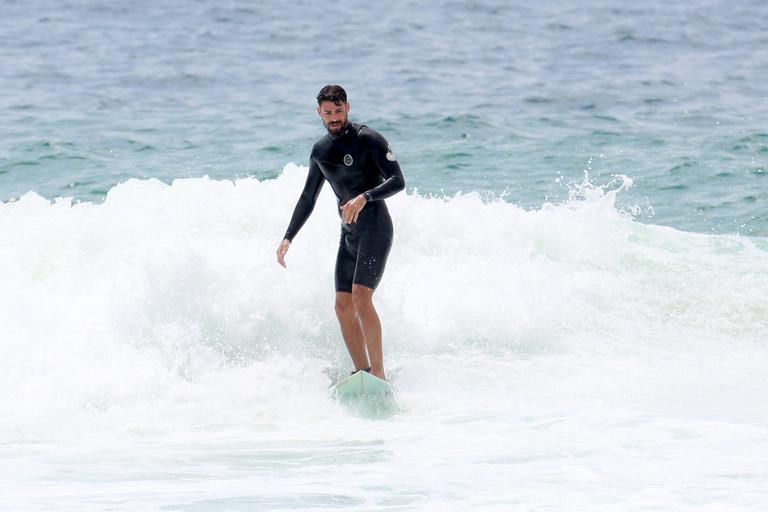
351;284;385;380
335;291;369;371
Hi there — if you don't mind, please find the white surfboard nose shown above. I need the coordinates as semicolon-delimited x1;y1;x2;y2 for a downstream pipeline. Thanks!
333;370;392;398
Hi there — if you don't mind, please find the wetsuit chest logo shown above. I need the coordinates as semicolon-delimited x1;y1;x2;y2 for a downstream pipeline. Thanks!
343;154;353;166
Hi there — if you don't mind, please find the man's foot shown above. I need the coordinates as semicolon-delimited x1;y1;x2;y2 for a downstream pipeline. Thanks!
370;368;386;381
350;367;371;376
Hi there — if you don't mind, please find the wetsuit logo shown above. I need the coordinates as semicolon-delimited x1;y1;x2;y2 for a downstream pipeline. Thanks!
344;154;353;166
386;146;396;161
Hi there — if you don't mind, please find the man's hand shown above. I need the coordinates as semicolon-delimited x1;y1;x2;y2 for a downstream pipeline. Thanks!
276;239;291;268
340;194;367;224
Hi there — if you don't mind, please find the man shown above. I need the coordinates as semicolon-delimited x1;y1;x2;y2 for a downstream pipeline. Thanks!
276;85;404;381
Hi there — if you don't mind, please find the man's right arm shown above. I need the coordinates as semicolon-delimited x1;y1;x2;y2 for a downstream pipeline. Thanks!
283;157;325;243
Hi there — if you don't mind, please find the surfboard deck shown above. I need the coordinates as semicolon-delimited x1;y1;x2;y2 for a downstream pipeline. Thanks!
332;370;392;398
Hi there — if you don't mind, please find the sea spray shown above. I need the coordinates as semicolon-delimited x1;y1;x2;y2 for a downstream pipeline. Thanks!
2;164;767;510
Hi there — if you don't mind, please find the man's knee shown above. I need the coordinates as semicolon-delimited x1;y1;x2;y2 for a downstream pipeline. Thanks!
351;284;373;310
335;292;354;318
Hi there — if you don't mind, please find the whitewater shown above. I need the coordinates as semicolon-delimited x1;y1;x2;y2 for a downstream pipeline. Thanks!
2;164;766;511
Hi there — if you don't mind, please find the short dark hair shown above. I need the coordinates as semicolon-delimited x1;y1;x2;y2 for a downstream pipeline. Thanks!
316;84;347;106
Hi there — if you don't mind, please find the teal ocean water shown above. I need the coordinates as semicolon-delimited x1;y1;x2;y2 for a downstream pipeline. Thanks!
2;0;766;234
2;2;768;511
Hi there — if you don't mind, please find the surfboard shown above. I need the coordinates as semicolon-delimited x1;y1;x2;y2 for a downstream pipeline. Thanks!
332;370;392;398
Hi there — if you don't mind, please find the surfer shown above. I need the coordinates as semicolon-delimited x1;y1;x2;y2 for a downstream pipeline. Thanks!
276;85;405;381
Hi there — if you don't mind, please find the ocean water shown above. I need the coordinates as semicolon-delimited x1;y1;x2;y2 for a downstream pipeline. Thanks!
2;1;767;511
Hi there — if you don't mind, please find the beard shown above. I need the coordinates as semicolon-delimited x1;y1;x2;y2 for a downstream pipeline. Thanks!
325;118;348;135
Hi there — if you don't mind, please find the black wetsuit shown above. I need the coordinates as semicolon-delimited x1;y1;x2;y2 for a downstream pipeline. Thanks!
284;122;405;292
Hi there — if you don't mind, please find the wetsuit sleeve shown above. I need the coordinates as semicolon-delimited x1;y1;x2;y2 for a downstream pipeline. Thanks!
359;128;405;202
283;157;325;242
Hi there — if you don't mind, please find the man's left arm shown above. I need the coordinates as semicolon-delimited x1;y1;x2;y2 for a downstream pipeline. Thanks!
359;128;405;202
340;128;405;223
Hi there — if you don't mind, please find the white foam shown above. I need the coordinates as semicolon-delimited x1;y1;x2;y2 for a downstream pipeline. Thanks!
0;164;766;443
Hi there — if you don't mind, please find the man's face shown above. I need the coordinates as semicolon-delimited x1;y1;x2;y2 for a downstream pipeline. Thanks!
318;100;350;135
